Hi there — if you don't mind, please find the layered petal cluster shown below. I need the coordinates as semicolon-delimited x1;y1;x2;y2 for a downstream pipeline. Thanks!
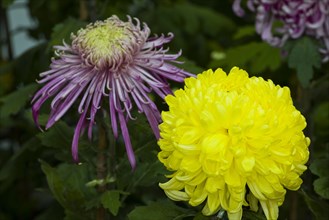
32;15;193;168
158;67;310;220
233;0;329;62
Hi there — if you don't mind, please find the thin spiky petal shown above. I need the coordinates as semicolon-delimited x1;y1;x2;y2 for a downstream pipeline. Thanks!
72;110;87;162
118;110;136;169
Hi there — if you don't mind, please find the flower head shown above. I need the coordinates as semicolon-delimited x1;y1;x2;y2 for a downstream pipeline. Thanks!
32;15;193;168
158;67;310;219
233;0;329;62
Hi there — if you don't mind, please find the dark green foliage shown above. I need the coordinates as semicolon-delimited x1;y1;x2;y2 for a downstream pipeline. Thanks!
27;0;81;39
128;200;193;220
0;83;38;118
40;161;97;219
309;101;329;202
47;17;87;51
101;190;121;216
287;37;322;87
0;0;328;219
301;190;329;220
310;146;329;199
242;210;266;220
210;42;282;74
313;102;329;138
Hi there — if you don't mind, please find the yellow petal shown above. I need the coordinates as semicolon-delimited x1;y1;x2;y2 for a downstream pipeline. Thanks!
224;166;242;187
180;156;201;172
205;176;225;193
227;209;243;220
205;192;221;215
175;170;200;182
159;178;184;190
164;190;189;201
241;156;255;172
259;199;279;220
201;133;229;154
247;181;266;200
189;182;208;206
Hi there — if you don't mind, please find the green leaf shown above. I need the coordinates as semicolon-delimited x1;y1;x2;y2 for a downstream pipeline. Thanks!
175;3;236;36
212;42;281;74
84;196;101;210
287;37;321;87
116;131;168;189
117;154;168;192
101;190;121;216
310;158;329;177
0;137;40;192
145;2;235;36
35;113;50;127
301;190;329;220
314;177;329;199
128;200;192;220
48;17;87;51
40;161;68;207
37;121;73;161
313;102;329;137
0;83;39;118
12;42;49;84
37;120;94;161
177;56;203;75
40;161;96;214
312;144;329;163
37;121;73;149
233;26;256;40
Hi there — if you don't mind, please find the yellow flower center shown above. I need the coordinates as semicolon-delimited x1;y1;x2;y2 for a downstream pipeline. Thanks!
71;16;142;70
83;24;127;62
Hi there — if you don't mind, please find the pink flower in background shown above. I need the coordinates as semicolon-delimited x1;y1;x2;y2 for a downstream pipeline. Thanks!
233;0;329;62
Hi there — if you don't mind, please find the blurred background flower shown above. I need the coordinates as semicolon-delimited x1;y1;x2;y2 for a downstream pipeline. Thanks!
234;0;329;62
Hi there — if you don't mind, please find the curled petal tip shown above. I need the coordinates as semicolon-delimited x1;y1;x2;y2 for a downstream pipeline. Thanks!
72;156;80;164
32;108;44;131
233;0;245;17
129;157;137;171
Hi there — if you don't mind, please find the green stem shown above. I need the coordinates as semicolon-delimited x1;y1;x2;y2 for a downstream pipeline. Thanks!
289;192;298;220
97;122;107;220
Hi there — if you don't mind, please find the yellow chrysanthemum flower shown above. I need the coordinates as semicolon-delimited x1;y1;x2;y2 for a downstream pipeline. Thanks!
158;67;310;220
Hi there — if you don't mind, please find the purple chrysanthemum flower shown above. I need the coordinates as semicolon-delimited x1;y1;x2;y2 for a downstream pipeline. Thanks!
233;0;329;62
31;15;194;168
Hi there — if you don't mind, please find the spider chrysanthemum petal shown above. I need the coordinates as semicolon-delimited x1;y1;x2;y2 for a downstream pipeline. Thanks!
32;15;194;168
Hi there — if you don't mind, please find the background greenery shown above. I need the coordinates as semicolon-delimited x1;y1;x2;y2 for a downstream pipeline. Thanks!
0;0;328;219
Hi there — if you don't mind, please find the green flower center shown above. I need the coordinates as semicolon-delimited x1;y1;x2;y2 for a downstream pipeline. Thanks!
71;17;140;69
84;25;127;61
